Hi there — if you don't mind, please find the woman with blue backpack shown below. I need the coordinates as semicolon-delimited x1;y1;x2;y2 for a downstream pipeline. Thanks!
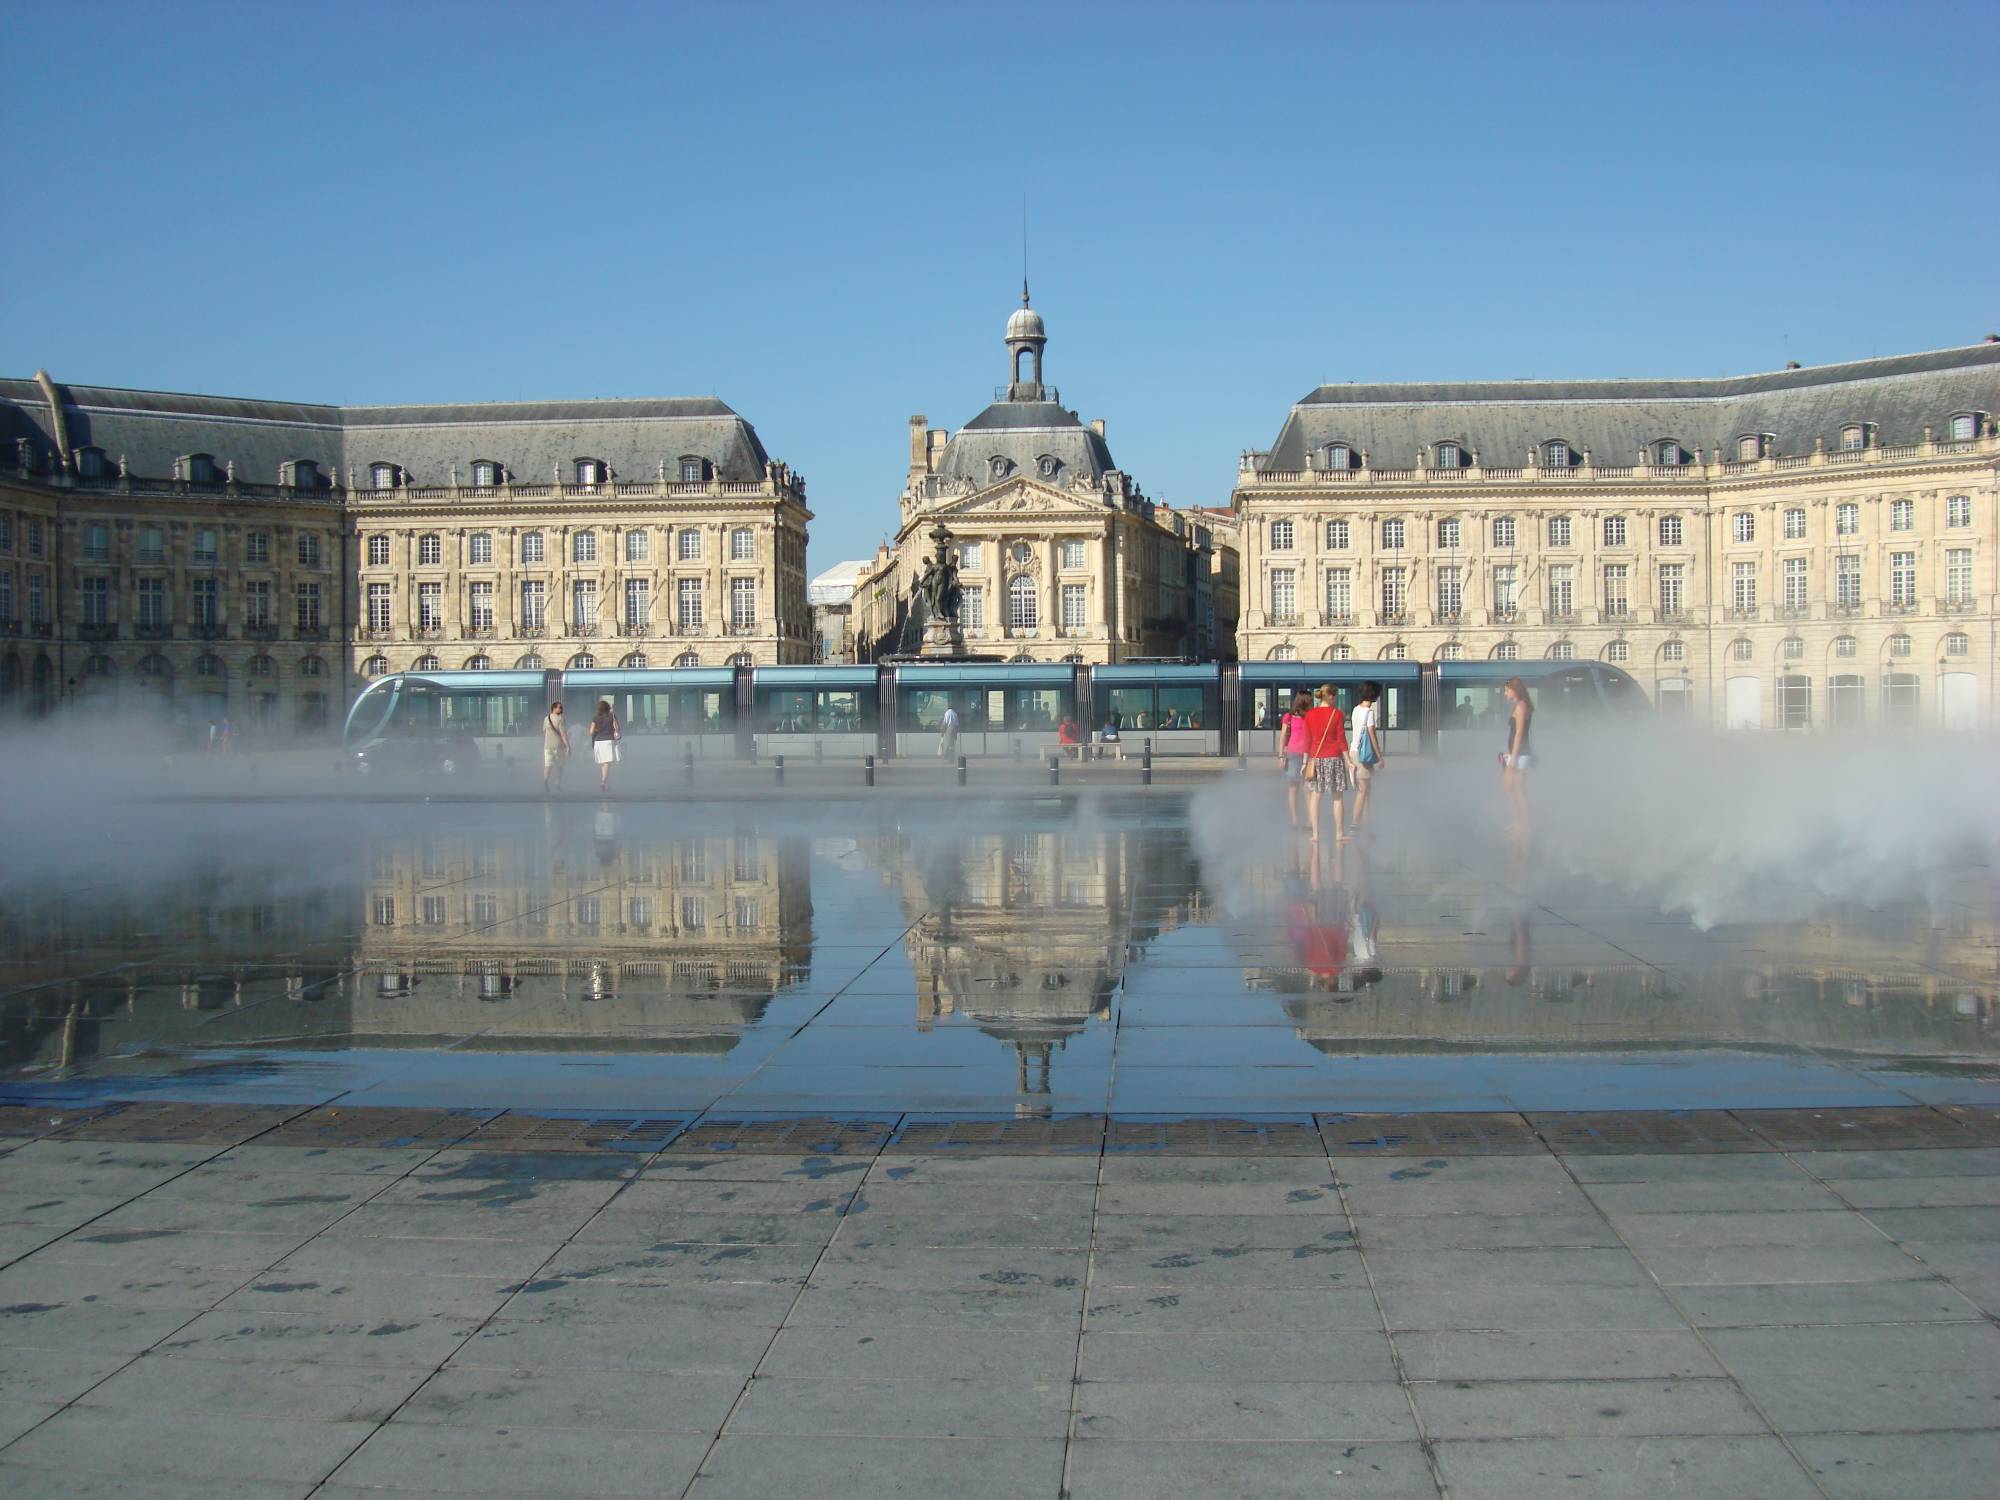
1348;681;1386;832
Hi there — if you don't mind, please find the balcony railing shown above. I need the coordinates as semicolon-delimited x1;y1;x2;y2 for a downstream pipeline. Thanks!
1546;609;1576;625
295;623;326;640
1323;612;1356;627
1434;610;1463;626
1937;598;1976;614
1725;607;1759;621
517;624;546;638
1267;614;1301;628
0;618;19;637
244;621;280;640
29;622;54;638
191;621;228;639
1884;600;1920;615
622;623;651;637
135;621;172;640
465;624;496;638
1488;608;1519;625
79;622;118;642
1601;606;1631;622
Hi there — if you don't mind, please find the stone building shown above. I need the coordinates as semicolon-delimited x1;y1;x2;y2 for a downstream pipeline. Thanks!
0;373;810;730
853;292;1234;663
1233;342;1999;729
808;558;869;663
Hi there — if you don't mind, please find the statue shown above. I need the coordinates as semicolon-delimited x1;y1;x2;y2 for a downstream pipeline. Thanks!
914;521;966;656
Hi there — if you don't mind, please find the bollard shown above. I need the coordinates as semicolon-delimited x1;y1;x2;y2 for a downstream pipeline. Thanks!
683;748;695;786
774;754;785;787
1048;752;1060;787
1141;747;1153;786
863;753;875;787
956;754;967;788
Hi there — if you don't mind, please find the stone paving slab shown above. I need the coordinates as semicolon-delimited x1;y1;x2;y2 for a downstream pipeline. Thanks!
1;1114;1997;1498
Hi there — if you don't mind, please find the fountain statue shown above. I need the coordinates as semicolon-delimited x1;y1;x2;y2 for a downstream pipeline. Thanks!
914;521;966;657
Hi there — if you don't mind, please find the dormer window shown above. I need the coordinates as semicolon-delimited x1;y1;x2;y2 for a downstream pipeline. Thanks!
1434;442;1463;469
1543;440;1573;468
1737;434;1769;461
184;453;220;484
1038;455;1062;479
471;460;500;488
574;458;603;485
75;446;107;479
678;456;707;483
283;459;319;489
1654;440;1687;466
989;456;1012;480
1949;413;1978;441
1326;443;1355;470
370;462;399;490
1839;423;1870;450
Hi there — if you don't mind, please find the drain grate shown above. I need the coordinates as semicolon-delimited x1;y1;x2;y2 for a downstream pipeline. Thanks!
48;1102;303;1145
267;1107;493;1150
666;1116;898;1156
1528;1110;1765;1154
1106;1117;1325;1155
1318;1112;1544;1155
889;1116;1106;1154
459;1113;687;1153
1735;1106;1977;1151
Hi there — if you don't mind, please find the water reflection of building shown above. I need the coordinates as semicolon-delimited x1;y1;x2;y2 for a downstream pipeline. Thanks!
869;826;1205;1105
352;825;812;1051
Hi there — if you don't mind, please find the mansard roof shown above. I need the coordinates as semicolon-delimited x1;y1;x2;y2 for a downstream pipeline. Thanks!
1259;342;2000;471
938;399;1117;486
0;378;777;485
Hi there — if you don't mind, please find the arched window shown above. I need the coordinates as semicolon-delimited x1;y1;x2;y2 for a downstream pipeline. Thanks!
465;654;491;670
1547;642;1574;660
75;446;108;479
414;654;440;672
471;460;500;488
516;653;544;670
1062;652;1084;663
568;652;595;669
1654;440;1687;466
362;655;390;677
1603;640;1629;663
1326;443;1355;470
299;655;324;677
621;652;648;668
1944;632;1969;657
1007;574;1039;631
677;456;707;483
182;453;220;484
1833;635;1857;658
1434;442;1463;469
726;652;752;668
1491;642;1518;661
1543;440;1573;468
247;655;276;679
1435;643;1462;661
1007;652;1035;664
83;653;115;678
285;459;320;489
370;462;399;490
673;651;701;667
1325;644;1352;661
1267;644;1297;661
574;458;604;486
1839;424;1867;451
1781;636;1805;661
1887;633;1912;658
1381;643;1408;660
1737;434;1765;461
194;653;225;679
1948;414;1976;441
138;654;171;679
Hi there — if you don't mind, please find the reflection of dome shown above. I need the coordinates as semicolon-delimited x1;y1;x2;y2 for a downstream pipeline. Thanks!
1006;304;1045;341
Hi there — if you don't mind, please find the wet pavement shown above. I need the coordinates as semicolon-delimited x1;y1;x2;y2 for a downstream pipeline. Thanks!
2;788;1996;1495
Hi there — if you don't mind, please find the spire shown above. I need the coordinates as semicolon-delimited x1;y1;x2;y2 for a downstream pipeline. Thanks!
1022;278;1031;308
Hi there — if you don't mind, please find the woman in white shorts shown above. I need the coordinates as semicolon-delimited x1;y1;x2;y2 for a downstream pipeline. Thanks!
588;698;621;792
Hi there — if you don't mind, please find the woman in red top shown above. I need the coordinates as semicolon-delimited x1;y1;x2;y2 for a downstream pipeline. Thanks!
1301;684;1351;844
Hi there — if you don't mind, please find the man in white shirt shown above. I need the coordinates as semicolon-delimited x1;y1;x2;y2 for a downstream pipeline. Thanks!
938;704;961;758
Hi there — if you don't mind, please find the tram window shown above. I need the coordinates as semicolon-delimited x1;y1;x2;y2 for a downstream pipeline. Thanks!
438;690;535;737
819;690;866;732
1252;688;1276;728
766;689;815;732
1378;685;1405;730
765;687;869;733
1006;688;1063;729
1156;686;1207;729
1103;686;1154;729
391;689;443;731
903;688;983;731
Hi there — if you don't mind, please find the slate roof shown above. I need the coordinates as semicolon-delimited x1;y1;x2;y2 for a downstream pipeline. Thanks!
0;379;778;486
939;399;1118;486
1258;343;2000;471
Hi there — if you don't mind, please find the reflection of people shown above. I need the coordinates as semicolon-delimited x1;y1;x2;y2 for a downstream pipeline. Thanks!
542;702;571;794
590;699;621;791
1505;910;1533;986
1301;685;1350;845
1500;676;1534;834
1288;854;1350;989
938;703;961;758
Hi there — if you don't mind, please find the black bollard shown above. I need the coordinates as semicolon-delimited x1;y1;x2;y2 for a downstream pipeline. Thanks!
864;753;875;787
956;754;967;788
1141;747;1153;786
1048;752;1060;787
774;754;784;787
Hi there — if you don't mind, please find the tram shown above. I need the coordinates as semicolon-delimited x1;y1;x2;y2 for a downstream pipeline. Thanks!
344;658;1648;772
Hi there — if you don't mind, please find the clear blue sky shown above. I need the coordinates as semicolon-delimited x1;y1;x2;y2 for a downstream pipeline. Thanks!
5;0;1993;570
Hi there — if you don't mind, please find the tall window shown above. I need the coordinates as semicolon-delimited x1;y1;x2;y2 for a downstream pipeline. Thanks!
1437;517;1460;549
1269;520;1294;551
418;581;442;630
367;582;392;631
1834;635;1857;658
1327;444;1352;469
191;577;219;627
1732;561;1757;613
730;577;756;629
1325;568;1352;620
961;587;984;631
625;578;649;629
1326;519;1350;549
1835;502;1859;535
1658;563;1685;616
1840;425;1865;450
1662;639;1685;664
520;580;545;629
731;528;755;561
1436;565;1462;618
81;576;111;626
1492;641;1518;661
1380;518;1405;549
1890;499;1913;531
521;532;544;564
1603;515;1627;547
1544;441;1571;468
1061;583;1087;630
680;458;705;483
575;459;601;486
137;527;164;562
472;460;499;487
1945;631;1969;657
297;532;321;567
1782;508;1805;541
1946;495;1971;528
193;529;218;564
296;582;321;631
1491;564;1518;616
1659;515;1683;547
469;581;494;629
1547;565;1574;618
1585;566;1622;622
418;534;441;566
678;529;701;561
1008;575;1038;631
1950;414;1976;441
244;579;270;626
1889;551;1916;608
1435;442;1462;468
958;542;983;569
624;530;648;563
137;577;165;627
1060;538;1087;568
1946;548;1972;604
1783;556;1808;611
677;578;703;629
1733;512;1755;543
572;579;598;630
1547;516;1571;548
1832;560;1864;612
1738;435;1763;461
1269;569;1296;620
573;531;597;563
469;533;493;565
1380;567;1405;619
1889;634;1913;659
371;463;397;490
1492;516;1516;548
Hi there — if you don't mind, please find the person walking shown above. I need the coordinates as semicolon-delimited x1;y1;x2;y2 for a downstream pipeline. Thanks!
1499;676;1534;834
1348;681;1386;831
541;701;571;795
1301;684;1350;844
938;702;961;759
1278;689;1312;830
589;698;621;792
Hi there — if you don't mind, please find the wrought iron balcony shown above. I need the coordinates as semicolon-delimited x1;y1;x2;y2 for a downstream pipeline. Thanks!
244;621;280;640
78;622;118;642
135;621;172;640
191;621;228;639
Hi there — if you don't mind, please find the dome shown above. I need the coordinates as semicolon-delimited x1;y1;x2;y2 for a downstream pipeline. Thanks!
1007;305;1046;341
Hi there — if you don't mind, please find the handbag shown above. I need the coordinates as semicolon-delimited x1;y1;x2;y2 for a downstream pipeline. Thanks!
1356;711;1380;767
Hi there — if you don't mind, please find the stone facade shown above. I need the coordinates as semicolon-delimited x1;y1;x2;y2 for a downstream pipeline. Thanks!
1234;344;1999;729
0;375;811;730
852;294;1236;664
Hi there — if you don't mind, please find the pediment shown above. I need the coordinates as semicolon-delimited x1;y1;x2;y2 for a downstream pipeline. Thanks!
932;477;1107;519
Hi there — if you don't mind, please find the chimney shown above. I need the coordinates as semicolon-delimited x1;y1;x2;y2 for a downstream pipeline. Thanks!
926;428;947;471
908;415;928;475
1090;419;1106;438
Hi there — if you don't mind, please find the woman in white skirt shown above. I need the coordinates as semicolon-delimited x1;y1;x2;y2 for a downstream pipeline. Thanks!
588;698;621;792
